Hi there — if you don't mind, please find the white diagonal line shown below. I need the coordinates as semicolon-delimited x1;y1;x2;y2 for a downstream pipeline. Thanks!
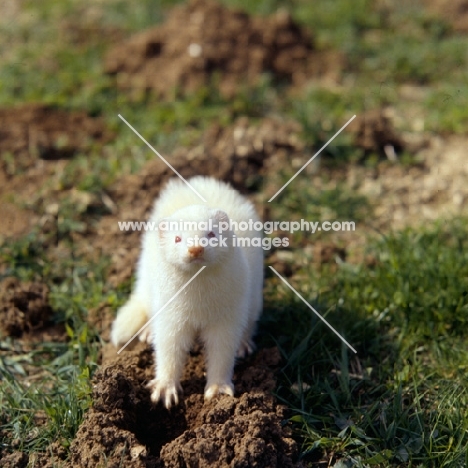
268;115;356;202
118;114;207;202
117;266;206;354
269;266;357;354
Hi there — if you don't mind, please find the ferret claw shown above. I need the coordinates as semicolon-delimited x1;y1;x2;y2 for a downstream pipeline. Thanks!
204;382;234;401
147;379;181;409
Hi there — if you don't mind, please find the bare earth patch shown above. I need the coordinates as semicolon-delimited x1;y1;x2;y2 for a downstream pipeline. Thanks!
0;103;112;171
0;103;113;243
352;134;468;230
65;344;301;468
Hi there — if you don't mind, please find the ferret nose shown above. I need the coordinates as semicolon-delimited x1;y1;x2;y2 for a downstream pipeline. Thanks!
188;246;204;259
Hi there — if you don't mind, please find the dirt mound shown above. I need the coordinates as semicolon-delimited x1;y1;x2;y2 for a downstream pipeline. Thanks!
85;117;304;285
0;103;114;242
67;344;301;467
0;278;53;337
160;392;298;467
423;0;468;32
0;103;112;174
104;0;334;98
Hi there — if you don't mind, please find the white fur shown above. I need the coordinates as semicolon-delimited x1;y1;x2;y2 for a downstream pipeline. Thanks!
111;176;264;408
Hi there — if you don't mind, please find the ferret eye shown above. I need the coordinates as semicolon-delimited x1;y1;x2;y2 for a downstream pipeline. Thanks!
175;236;181;243
207;231;216;238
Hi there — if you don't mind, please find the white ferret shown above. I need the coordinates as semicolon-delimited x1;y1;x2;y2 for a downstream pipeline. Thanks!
111;176;264;408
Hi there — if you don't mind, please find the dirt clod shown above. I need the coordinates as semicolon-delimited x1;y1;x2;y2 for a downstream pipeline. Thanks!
314;243;347;264
0;278;53;337
0;451;28;468
104;0;331;98
350;109;404;159
161;392;297;468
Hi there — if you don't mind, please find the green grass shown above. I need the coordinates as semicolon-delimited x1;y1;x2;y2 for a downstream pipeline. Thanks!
293;0;466;85
424;81;468;133
260;218;468;466
0;233;126;458
1;343;93;453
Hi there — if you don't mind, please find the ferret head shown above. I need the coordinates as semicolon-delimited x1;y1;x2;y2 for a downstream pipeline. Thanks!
157;205;232;269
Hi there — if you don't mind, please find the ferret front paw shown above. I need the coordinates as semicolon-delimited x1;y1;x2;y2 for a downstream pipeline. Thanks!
236;338;255;358
138;327;152;343
204;382;234;401
147;378;182;409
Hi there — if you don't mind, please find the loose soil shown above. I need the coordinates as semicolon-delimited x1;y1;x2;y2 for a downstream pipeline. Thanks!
104;0;343;98
0;277;53;338
31;345;302;467
0;103;113;242
0;103;111;171
0;276;68;357
351;134;468;231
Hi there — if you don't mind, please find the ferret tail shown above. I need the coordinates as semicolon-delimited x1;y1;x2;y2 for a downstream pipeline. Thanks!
110;294;149;347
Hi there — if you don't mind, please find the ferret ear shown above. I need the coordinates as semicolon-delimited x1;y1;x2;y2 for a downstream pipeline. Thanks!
211;209;229;223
